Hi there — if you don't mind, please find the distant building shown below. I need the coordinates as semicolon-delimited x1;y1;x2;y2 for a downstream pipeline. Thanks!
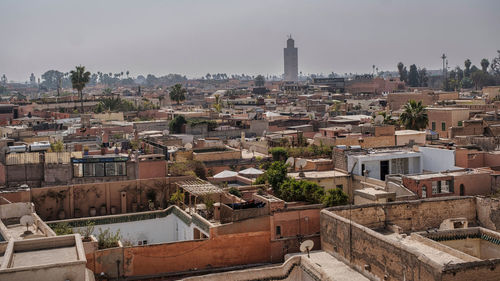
283;36;298;82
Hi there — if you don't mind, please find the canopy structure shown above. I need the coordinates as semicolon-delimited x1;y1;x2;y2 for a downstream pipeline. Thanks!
238;167;264;176
176;179;223;197
213;170;238;179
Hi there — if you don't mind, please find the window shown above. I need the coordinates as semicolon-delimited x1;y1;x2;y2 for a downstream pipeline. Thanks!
361;164;365;176
442;122;446;131
458;121;463;126
276;226;281;236
422;185;427;198
432;122;436;131
73;162;127;177
336;184;344;191
432;180;452;194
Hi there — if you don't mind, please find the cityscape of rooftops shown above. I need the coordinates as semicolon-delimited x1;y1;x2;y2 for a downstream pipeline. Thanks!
1;1;500;280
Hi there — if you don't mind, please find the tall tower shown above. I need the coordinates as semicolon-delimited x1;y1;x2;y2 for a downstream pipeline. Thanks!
284;35;298;82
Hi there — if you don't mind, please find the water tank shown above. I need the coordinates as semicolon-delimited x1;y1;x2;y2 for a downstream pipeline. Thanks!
29;141;51;152
8;145;27;153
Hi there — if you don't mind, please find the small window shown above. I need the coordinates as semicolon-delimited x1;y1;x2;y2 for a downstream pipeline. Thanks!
336;184;344;191
143;240;148;245
458;121;463;126
422;185;427;198
432;122;436;131
276;226;281;236
442;122;446;131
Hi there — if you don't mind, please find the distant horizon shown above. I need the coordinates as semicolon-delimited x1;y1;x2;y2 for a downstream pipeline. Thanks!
1;0;499;82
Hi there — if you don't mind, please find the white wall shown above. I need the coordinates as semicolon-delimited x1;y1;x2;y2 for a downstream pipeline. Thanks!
74;214;196;246
419;146;458;172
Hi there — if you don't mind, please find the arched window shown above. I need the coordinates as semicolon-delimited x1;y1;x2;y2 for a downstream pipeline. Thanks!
422;185;427;198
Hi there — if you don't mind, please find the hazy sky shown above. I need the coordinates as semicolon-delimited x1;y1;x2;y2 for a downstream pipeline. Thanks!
1;0;499;82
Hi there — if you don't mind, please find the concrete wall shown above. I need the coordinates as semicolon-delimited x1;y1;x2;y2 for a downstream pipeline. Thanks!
74;213;194;246
0;176;191;220
419;146;457;172
320;197;486;281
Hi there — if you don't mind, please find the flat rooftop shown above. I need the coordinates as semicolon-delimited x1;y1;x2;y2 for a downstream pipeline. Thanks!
289;170;348;179
12;246;78;267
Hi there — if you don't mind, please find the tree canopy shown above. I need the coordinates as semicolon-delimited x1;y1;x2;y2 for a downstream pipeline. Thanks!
70;66;91;113
169;84;187;105
399;100;428;131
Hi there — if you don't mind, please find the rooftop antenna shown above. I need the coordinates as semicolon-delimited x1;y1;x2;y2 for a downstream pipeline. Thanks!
299;239;314;258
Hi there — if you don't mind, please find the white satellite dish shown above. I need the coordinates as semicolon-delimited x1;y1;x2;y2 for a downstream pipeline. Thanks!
262;130;267;136
345;124;353;131
299;239;314;258
297;159;307;169
20;215;34;234
374;115;384;125
184;143;193;149
285;157;295;166
249;146;256;156
297;159;307;177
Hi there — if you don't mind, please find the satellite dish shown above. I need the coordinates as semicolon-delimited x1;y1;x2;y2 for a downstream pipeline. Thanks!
374;115;384;125
300;239;314;258
184;143;193;149
285;157;295;166
249;146;256;155
314;133;322;139
345;124;353;131
297;159;307;177
20;215;34;234
262;130;267;136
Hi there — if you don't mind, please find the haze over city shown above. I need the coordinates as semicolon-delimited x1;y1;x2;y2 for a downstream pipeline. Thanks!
1;0;500;81
2;1;500;281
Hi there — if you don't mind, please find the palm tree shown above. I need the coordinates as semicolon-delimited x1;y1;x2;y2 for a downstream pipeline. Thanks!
169;84;186;105
399;100;428;131
70;65;91;113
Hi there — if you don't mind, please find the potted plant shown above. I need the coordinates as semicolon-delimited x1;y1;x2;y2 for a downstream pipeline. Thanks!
89;207;97;217
97;229;122;249
74;208;82;218
99;204;107;216
78;220;96;242
58;209;66;220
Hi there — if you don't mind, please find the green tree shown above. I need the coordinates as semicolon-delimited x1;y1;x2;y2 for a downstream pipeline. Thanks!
399;100;428;131
269;147;288;161
491;50;500;76
228;187;242;198
169;83;186;105
418;68;428;87
170;190;185;206
213;94;222;113
266;161;289;194
70;66;91;113
378;111;395;125
397;62;408;83
460;77;474;89
254;75;265;87
408;64;419;87
471;70;488;90
50;140;64;152
481;58;490;73
169;115;187;134
464;59;472;77
323;188;349;207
